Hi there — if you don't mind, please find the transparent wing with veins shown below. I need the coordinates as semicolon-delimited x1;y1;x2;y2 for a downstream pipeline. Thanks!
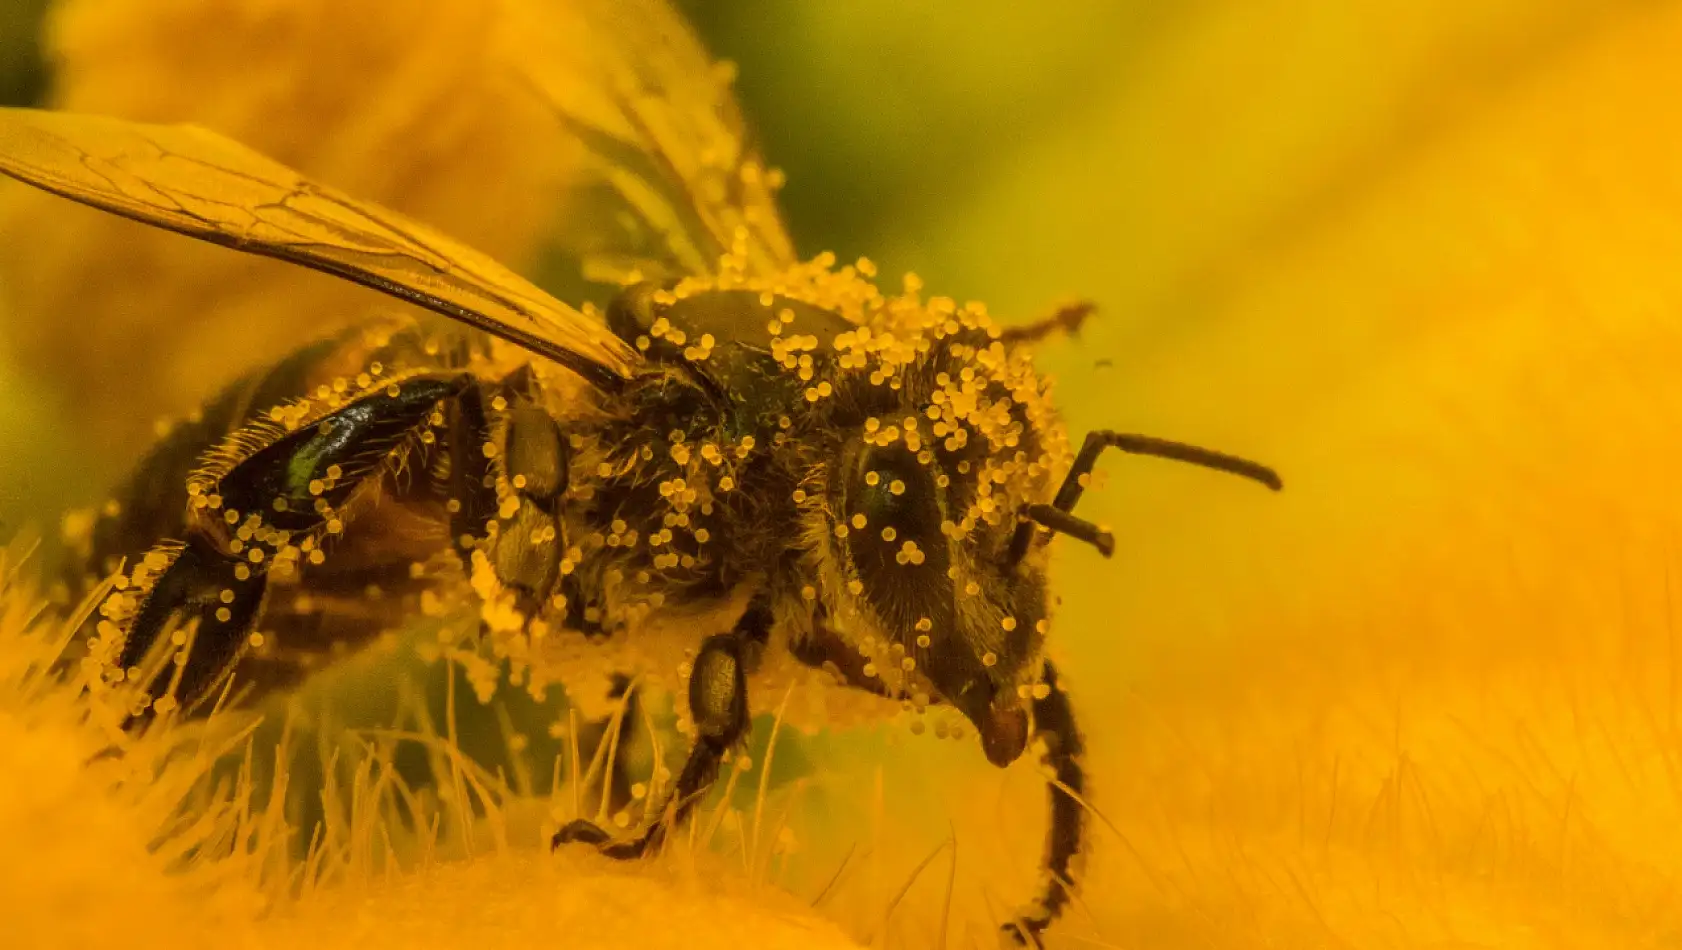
511;0;799;285
0;106;639;389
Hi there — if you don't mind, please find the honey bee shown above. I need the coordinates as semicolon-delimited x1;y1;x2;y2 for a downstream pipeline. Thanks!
0;3;1280;943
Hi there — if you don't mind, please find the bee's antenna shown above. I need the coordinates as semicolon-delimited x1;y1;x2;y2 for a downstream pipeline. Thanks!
1023;504;1114;558
1006;430;1281;566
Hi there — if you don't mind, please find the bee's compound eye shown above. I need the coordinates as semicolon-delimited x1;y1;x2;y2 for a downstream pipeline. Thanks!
840;442;952;620
846;444;944;555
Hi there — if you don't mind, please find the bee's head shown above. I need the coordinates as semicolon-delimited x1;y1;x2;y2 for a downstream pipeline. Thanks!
808;321;1282;769
822;433;1047;766
808;326;1075;768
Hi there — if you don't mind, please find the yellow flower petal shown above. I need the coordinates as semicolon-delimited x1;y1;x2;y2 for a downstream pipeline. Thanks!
0;0;589;452
0;551;857;949
891;3;1682;946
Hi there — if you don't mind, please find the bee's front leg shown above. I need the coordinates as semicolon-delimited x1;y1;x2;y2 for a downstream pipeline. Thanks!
552;595;768;858
787;630;1088;947
1003;659;1087;948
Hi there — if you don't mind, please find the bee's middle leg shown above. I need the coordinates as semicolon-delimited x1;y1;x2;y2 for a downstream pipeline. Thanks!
447;378;640;814
551;594;768;858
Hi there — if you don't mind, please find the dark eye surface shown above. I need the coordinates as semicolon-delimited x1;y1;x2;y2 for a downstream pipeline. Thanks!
843;443;951;628
852;445;941;537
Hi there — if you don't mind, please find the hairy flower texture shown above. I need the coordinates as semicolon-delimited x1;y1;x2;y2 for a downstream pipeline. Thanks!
0;0;589;455
837;1;1682;946
0;545;264;947
0;548;857;950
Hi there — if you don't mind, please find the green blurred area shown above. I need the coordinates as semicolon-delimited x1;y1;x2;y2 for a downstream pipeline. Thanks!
0;0;45;108
0;0;66;528
682;0;1167;279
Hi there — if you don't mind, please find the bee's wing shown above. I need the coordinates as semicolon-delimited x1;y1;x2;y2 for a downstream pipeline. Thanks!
513;0;799;284
0;107;638;389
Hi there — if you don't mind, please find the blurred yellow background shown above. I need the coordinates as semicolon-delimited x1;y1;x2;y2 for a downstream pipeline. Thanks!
4;1;1682;947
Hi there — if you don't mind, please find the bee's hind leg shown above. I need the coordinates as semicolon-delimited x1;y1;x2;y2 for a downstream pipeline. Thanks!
113;535;269;717
552;595;768;858
108;373;483;720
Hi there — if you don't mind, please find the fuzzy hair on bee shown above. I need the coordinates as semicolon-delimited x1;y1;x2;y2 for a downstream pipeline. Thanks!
0;1;1281;944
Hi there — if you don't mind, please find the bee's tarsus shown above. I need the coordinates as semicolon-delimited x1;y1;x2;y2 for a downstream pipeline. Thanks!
1006;659;1086;945
550;815;657;860
119;535;269;719
551;818;612;848
554;598;765;861
1002;921;1046;949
